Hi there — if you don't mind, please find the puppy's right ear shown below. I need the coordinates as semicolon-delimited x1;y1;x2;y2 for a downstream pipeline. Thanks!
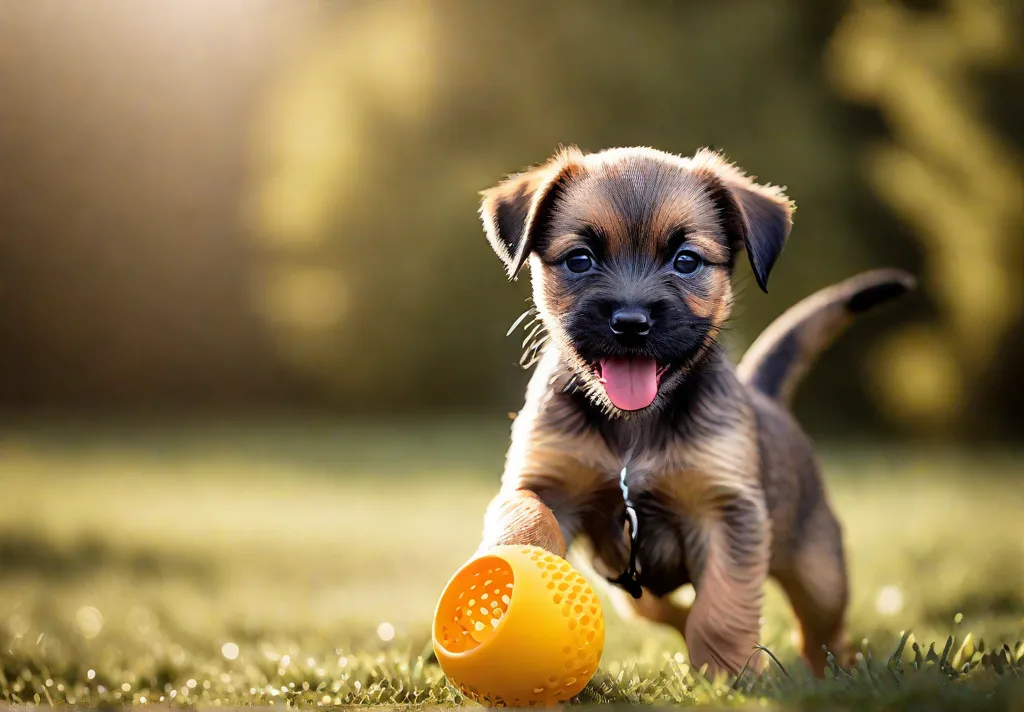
480;147;585;280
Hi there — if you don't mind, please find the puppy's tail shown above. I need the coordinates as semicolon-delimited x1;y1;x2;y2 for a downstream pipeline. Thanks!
736;268;915;407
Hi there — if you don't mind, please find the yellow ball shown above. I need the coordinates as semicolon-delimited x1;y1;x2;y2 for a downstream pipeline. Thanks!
432;545;605;707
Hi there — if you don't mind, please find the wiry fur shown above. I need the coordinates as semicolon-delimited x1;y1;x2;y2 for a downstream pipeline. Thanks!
475;146;913;679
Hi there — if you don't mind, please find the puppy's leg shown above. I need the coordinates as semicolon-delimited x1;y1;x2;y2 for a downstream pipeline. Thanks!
607;585;692;634
684;495;771;678
775;504;849;676
420;488;565;667
479;487;567;557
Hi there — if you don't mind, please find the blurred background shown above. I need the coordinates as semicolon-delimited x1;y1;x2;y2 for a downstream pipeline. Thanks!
0;0;1022;705
1;0;1021;440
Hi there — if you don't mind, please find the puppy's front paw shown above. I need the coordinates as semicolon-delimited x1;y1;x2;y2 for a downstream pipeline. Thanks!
481;489;567;558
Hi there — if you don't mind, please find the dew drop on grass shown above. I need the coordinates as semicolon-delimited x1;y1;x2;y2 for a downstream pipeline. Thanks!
875;585;904;615
377;622;395;641
73;606;104;639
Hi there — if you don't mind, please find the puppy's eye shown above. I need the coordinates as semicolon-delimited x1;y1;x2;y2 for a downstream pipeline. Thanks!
564;250;594;274
673;250;702;275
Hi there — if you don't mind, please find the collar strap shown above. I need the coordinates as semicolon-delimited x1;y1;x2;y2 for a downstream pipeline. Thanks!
607;467;643;599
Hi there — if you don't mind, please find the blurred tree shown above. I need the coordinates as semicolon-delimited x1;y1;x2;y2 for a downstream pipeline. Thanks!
247;0;918;428
826;0;1024;440
0;0;1019;442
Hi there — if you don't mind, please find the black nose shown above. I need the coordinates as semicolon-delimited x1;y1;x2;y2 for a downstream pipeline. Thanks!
609;307;651;337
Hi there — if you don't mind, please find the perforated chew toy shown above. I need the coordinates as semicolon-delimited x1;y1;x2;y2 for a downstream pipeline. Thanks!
432;545;605;707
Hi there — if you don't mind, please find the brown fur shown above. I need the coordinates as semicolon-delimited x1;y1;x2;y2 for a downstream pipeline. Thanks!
475;146;913;679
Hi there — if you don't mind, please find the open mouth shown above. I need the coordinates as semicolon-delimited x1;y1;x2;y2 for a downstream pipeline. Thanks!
592;357;671;411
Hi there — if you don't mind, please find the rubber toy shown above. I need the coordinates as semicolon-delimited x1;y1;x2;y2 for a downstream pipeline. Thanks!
432;544;605;707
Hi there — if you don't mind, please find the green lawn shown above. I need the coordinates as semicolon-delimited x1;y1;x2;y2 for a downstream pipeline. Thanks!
0;419;1022;709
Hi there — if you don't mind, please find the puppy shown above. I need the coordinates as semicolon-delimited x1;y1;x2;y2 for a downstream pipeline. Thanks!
474;145;914;678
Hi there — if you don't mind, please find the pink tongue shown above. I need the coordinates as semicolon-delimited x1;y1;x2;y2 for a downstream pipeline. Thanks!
599;357;658;411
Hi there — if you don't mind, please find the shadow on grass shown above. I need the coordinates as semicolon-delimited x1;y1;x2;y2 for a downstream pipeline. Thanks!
0;528;215;582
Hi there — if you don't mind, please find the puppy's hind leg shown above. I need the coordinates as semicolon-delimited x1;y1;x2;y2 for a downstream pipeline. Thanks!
774;502;850;677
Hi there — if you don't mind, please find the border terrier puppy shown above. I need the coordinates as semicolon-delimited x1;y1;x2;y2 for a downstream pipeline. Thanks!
475;145;914;678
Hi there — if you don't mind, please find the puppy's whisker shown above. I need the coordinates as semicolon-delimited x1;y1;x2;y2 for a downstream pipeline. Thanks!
527;336;550;354
520;335;549;369
520;332;548;354
561;374;581;394
506;307;536;337
522;323;546;349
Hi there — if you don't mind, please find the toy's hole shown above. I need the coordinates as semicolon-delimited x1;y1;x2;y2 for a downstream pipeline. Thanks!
434;555;514;654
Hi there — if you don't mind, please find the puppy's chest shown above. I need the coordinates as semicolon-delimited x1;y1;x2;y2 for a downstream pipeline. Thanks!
569;466;705;596
555;437;753;594
565;462;714;537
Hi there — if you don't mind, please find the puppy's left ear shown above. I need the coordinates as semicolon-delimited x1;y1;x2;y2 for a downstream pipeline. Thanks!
691;149;795;292
480;147;585;280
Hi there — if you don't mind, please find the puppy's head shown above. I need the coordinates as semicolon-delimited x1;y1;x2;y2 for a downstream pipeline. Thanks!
480;146;794;416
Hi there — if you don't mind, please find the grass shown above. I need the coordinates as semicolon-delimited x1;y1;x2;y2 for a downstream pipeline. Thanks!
0;418;1022;709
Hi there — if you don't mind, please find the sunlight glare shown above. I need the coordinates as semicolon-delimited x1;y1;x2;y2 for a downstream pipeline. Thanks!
875;585;904;616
